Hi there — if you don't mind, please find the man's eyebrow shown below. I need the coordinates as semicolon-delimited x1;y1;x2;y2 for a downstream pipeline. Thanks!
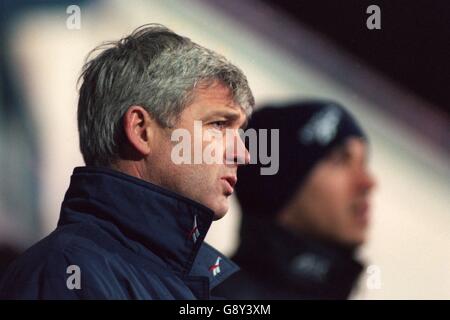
204;109;248;128
327;143;348;157
336;144;349;153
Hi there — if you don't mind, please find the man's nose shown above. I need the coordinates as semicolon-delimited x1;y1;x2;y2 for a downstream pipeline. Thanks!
224;131;250;165
357;166;376;193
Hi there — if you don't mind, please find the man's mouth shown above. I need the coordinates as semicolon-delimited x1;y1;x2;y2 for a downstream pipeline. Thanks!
221;176;237;195
353;201;370;226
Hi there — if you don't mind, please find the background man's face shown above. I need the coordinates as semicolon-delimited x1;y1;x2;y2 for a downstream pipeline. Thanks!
147;82;249;219
279;138;376;247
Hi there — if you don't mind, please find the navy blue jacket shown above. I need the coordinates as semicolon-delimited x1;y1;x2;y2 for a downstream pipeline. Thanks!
0;167;238;299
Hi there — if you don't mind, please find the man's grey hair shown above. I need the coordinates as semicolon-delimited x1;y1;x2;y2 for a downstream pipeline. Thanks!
78;24;254;166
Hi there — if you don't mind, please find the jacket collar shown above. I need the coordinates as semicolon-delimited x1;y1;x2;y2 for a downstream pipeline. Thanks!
58;166;238;289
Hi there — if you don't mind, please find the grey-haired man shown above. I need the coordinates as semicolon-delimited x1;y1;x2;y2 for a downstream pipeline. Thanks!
0;24;253;299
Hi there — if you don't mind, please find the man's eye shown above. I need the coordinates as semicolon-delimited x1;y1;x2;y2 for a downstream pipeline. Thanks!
210;121;227;130
328;150;349;165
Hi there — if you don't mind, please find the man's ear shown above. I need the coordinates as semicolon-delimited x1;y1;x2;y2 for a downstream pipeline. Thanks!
122;106;155;156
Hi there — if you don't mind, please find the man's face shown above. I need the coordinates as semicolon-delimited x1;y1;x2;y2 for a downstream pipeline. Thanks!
146;82;249;220
278;138;376;247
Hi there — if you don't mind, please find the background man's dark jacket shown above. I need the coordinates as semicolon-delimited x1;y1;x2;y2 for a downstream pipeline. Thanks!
0;167;237;299
213;219;363;299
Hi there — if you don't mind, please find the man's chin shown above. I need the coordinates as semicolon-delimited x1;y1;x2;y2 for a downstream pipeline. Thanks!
212;202;229;220
342;233;367;249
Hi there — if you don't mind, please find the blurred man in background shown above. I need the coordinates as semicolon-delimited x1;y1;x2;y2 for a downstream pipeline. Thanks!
213;101;376;299
0;24;253;299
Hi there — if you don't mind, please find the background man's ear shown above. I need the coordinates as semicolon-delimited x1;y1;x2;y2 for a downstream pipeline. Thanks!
122;105;154;156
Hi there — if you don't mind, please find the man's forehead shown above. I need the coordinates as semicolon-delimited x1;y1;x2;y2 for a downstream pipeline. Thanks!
208;101;245;114
347;137;368;150
338;137;369;157
187;81;250;124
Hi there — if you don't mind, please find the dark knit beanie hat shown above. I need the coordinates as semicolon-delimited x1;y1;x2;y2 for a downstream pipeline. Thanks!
235;100;367;218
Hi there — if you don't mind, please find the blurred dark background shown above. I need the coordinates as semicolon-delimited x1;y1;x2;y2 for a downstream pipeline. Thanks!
263;0;450;115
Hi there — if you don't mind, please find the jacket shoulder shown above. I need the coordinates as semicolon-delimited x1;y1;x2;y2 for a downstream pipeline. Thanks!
0;224;123;299
0;223;184;299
